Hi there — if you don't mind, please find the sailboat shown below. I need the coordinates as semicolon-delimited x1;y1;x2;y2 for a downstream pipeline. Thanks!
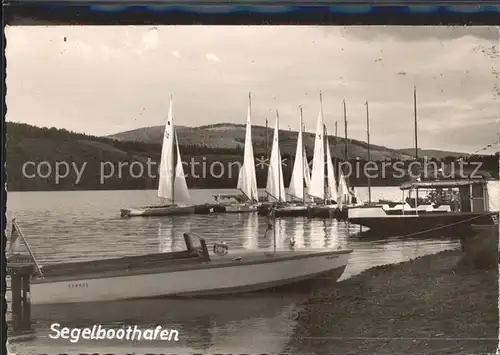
257;111;288;216
307;93;342;218
301;123;312;197
120;96;195;218
274;106;310;217
265;111;287;204
335;168;350;219
221;93;260;213
336;99;364;219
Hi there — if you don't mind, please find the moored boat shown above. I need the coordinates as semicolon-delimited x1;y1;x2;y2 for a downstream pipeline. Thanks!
217;93;261;213
120;96;194;218
348;178;500;238
306;93;344;219
274;106;311;218
260;111;290;214
6;217;352;305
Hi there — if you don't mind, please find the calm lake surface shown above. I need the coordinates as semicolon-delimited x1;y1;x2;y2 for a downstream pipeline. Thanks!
7;187;459;355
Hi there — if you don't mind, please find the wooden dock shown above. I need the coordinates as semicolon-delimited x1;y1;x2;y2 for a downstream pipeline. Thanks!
5;262;36;341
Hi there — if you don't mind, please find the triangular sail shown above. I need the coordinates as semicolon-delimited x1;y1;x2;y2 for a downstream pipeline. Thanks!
157;96;190;205
309;109;325;200
237;94;259;202
325;132;338;201
8;220;23;254
158;96;176;201
288;111;305;201
337;170;349;209
303;146;311;188
265;114;286;202
173;132;191;203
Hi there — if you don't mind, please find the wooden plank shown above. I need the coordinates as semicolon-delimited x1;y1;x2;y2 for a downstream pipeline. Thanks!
40;250;194;277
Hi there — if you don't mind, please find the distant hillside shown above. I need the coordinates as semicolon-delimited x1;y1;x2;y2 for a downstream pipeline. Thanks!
6;122;498;191
107;123;416;161
396;148;469;160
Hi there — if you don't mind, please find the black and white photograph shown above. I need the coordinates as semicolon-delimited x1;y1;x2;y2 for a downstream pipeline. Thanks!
4;25;500;354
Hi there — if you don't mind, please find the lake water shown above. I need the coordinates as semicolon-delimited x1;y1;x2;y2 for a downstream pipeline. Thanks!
6;187;459;355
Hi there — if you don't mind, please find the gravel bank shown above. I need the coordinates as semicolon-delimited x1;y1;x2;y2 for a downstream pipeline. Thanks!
285;249;498;354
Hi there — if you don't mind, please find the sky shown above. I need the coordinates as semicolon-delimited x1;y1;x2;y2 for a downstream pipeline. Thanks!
5;25;500;153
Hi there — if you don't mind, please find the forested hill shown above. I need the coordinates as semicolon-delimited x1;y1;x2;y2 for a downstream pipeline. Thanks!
108;123;418;161
6;122;498;191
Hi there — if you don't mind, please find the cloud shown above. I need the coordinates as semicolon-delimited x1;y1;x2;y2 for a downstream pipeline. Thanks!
339;26;500;42
205;52;221;63
5;25;498;153
136;27;159;56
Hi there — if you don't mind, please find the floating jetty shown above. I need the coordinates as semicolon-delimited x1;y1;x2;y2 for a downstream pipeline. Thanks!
258;202;349;220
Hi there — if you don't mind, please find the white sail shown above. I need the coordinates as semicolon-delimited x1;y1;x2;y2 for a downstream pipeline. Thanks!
8;221;22;254
288;112;305;201
265;114;286;202
158;96;176;201
325;133;338;201
303;146;311;188
157;96;190;204
337;170;349;209
309;110;325;200
237;94;259;202
173;132;191;204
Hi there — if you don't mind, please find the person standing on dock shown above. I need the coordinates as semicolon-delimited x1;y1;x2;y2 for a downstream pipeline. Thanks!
451;191;460;212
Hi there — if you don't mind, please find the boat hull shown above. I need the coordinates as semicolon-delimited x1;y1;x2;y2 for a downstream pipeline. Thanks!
24;250;351;305
349;210;499;238
307;205;347;219
257;203;291;216
274;205;309;217
224;203;259;213
193;204;227;214
120;205;195;218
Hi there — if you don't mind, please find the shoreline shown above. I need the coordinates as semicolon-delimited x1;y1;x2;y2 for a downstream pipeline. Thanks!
284;249;498;354
7;185;401;193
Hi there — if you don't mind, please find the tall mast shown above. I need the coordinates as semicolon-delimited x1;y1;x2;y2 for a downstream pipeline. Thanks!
247;92;254;202
413;86;419;208
366;100;371;205
265;117;269;162
414;86;418;159
320;91;327;204
334;120;338;185
276;110;282;202
343;99;349;203
300;106;305;204
170;94;175;205
343;99;348;162
323;124;329;204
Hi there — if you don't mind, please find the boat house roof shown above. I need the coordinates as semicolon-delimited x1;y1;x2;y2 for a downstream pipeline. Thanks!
400;179;489;190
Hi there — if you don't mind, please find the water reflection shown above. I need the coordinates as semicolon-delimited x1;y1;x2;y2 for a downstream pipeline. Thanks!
243;213;259;250
28;293;299;354
157;221;174;253
7;189;459;355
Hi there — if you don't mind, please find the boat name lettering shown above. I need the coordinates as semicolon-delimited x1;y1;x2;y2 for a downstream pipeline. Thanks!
68;282;88;288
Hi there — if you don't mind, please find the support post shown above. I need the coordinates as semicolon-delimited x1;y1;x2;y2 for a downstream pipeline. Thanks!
8;265;34;335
